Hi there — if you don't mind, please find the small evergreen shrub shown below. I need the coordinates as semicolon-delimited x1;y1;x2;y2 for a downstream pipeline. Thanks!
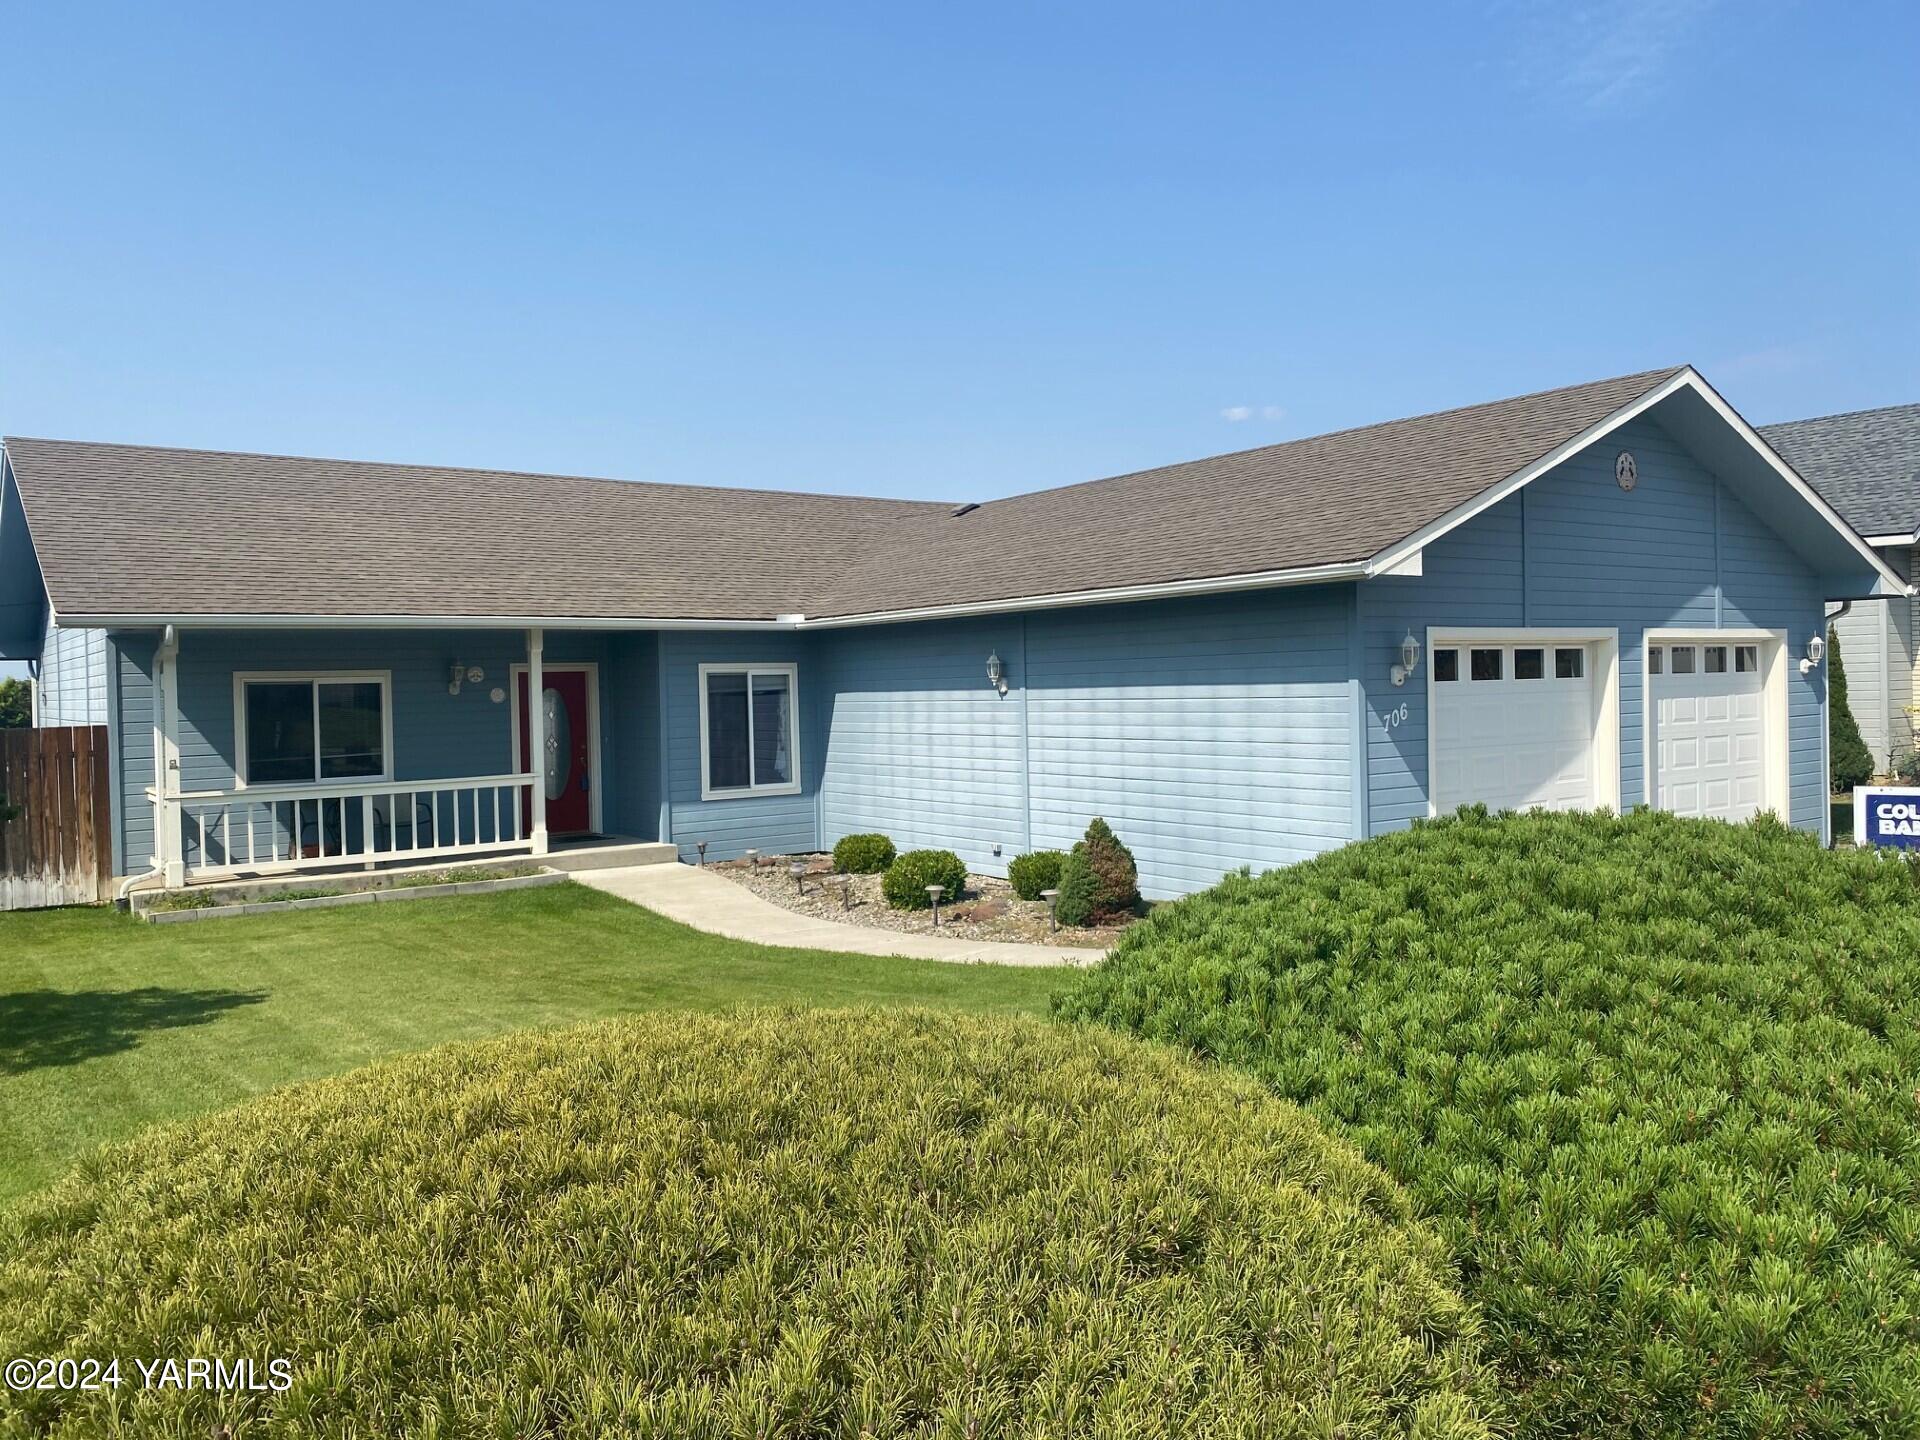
831;831;896;874
0;1010;1497;1438
1830;625;1875;791
1059;808;1920;1438
881;848;968;909
1007;848;1066;900
1054;817;1140;926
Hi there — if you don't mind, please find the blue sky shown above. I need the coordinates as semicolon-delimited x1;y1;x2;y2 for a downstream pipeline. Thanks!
2;2;1915;676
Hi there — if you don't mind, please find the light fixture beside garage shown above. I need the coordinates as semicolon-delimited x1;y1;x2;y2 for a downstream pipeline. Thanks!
986;650;1008;695
1800;633;1826;676
1389;630;1422;687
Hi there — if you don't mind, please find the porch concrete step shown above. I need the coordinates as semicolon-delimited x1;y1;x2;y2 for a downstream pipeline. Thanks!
543;840;679;873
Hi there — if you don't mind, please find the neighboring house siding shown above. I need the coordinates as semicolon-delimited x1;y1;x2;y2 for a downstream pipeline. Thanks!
659;630;820;862
817;589;1357;901
1830;545;1915;775
36;616;109;726
1890;547;1916;768
1362;414;1830;835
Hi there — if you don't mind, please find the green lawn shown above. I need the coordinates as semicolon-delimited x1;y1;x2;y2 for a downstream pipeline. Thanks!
0;882;1067;1206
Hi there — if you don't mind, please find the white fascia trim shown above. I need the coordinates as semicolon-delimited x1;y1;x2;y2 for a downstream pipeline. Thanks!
799;560;1373;628
1366;368;1915;598
57;613;805;631
1864;530;1920;548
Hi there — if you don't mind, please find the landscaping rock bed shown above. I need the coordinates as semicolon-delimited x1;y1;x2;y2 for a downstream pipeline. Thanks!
713;853;1130;948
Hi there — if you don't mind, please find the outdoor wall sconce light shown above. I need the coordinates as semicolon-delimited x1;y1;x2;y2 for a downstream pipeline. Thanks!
986;650;1008;695
447;662;486;696
1800;633;1826;677
1389;630;1422;687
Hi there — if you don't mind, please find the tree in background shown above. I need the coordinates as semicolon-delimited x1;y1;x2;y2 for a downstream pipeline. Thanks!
0;677;29;729
1828;625;1874;793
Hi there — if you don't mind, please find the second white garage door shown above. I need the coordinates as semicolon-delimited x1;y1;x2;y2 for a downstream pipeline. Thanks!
1648;640;1769;822
1431;639;1600;814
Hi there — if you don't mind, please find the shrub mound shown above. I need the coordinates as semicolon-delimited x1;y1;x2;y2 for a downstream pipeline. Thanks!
1056;817;1141;926
1007;848;1066;900
831;831;896;874
0;1010;1495;1438
881;848;969;910
1059;808;1920;1438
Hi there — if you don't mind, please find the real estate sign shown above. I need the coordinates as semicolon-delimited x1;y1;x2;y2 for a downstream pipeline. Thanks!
1854;786;1920;850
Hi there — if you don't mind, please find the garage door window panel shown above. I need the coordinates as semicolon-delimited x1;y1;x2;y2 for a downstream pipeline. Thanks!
1470;649;1503;682
1556;648;1585;679
1515;648;1545;680
1434;649;1459;682
1671;646;1696;675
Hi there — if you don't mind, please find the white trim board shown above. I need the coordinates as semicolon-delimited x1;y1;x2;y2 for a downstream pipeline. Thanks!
230;669;395;790
696;661;802;802
509;661;604;836
1424;627;1623;817
1640;628;1791;822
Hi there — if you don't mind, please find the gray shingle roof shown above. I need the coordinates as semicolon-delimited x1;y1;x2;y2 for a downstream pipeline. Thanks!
1759;404;1920;540
6;365;1683;624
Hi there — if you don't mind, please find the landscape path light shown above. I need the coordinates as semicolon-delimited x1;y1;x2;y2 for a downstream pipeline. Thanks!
926;884;945;926
1041;888;1060;932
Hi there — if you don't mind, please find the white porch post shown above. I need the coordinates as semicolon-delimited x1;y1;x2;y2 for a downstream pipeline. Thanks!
527;627;548;856
155;626;185;887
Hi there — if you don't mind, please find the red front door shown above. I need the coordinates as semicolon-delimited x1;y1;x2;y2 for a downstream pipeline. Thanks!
518;669;594;836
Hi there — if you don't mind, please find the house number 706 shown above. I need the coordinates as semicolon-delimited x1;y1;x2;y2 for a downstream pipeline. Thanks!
1383;703;1410;731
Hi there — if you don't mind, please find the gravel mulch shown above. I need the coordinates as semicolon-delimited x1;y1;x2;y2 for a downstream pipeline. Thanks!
710;854;1132;949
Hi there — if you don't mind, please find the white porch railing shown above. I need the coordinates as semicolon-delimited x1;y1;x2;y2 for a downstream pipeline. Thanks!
150;773;540;883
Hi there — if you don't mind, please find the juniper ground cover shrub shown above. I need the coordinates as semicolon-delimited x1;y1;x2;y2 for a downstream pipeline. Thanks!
1058;808;1920;1438
881;847;969;910
1055;817;1141;926
831;831;896;874
1007;848;1066;900
0;1009;1496;1438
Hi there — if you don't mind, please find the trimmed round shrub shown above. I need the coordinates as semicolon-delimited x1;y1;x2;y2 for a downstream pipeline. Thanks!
0;1010;1497;1438
881;847;968;910
1059;808;1920;1439
1054;816;1140;926
831;831;896;874
1007;848;1066;900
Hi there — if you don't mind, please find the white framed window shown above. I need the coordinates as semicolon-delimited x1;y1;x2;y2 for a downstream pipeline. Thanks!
1433;648;1459;682
233;671;392;787
698;663;801;800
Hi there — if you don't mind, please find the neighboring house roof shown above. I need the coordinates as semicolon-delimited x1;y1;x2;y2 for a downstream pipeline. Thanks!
3;363;1901;627
1759;403;1920;543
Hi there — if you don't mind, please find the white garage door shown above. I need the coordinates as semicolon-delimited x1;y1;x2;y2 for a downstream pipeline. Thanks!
1648;640;1768;822
1432;640;1599;814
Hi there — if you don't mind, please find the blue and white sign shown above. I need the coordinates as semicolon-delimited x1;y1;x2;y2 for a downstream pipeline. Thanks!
1854;786;1920;850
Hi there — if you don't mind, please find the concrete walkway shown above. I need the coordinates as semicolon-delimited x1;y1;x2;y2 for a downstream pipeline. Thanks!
573;862;1105;968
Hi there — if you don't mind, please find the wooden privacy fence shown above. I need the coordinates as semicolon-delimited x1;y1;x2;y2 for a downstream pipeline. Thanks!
0;726;112;910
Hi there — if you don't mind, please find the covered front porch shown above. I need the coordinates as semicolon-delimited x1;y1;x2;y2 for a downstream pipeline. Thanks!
136;626;668;888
